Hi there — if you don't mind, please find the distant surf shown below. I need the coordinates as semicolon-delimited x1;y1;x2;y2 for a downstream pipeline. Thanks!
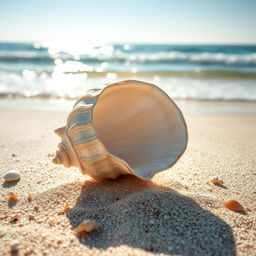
0;42;256;102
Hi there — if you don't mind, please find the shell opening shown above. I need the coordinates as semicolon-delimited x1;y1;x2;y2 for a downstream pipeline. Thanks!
92;82;187;179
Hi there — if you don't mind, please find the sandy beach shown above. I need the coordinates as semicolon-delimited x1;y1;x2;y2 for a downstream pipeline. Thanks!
0;107;255;256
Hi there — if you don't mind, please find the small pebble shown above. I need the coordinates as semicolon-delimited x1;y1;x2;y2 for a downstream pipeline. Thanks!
4;170;21;182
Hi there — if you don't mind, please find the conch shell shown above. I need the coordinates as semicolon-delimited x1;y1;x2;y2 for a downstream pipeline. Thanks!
53;80;188;180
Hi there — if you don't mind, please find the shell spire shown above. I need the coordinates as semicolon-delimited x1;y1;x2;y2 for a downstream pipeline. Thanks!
52;144;71;167
54;127;65;137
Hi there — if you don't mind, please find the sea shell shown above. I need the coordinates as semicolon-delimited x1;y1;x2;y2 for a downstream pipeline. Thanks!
52;80;188;180
73;220;97;234
4;170;21;182
8;192;18;201
224;199;245;212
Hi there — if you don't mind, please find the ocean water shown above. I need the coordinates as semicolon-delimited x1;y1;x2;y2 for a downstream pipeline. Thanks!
0;42;256;104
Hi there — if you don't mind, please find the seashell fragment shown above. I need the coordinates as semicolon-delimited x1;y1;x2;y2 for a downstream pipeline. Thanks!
58;202;70;214
28;214;35;220
209;177;224;186
10;214;19;223
52;80;188;180
224;199;245;212
73;220;97;234
8;192;18;201
27;193;32;202
33;206;39;211
4;170;21;182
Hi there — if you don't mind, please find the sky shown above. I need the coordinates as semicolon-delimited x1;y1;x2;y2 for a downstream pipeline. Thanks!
0;0;256;44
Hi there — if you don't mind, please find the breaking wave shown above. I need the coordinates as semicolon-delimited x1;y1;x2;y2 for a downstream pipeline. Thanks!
1;51;256;67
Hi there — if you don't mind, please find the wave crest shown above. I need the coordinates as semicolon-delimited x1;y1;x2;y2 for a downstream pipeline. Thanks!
1;51;256;67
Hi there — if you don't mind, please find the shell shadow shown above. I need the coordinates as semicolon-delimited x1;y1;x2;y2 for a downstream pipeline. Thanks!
66;175;236;256
8;200;17;208
2;180;20;188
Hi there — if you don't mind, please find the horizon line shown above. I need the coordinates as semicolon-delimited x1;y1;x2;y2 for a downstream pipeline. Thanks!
0;40;256;46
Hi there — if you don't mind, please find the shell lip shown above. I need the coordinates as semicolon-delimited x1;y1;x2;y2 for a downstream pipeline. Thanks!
74;79;188;180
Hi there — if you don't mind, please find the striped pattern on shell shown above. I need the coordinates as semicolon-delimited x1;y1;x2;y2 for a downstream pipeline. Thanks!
53;80;188;180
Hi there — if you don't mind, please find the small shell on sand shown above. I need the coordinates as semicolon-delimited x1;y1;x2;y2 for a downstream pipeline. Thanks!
4;170;21;182
33;206;39;211
73;220;97;234
58;202;70;214
27;193;32;202
224;199;245;212
8;192;18;201
209;177;224;186
10;214;19;223
28;214;35;220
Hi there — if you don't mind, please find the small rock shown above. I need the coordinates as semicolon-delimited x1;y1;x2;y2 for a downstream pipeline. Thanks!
4;170;21;182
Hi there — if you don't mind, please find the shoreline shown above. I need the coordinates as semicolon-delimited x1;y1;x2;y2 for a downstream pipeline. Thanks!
63;70;256;79
1;98;256;115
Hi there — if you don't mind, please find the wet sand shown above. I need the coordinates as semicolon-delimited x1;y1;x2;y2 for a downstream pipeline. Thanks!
0;108;255;255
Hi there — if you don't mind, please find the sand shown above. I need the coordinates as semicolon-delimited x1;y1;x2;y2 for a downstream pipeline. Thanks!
0;108;255;256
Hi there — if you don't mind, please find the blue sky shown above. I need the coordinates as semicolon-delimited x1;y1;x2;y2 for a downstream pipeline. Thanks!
1;0;256;44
